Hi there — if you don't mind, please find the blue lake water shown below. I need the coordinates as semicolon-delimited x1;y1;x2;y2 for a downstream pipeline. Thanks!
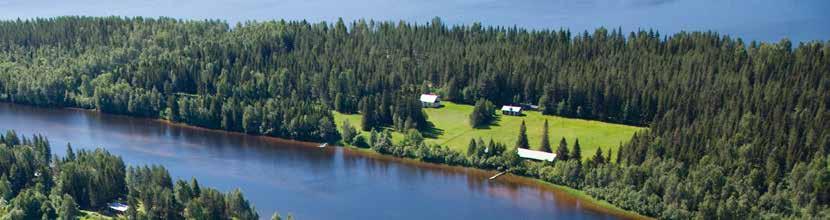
0;0;827;43
0;103;637;219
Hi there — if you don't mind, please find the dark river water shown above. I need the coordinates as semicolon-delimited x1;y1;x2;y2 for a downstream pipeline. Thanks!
0;103;637;220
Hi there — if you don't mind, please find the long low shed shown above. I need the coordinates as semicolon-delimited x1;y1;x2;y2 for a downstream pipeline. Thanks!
517;148;557;162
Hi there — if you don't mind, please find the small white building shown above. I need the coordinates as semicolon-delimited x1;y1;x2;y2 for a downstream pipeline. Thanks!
517;148;557;162
501;105;522;116
420;94;441;107
108;202;129;212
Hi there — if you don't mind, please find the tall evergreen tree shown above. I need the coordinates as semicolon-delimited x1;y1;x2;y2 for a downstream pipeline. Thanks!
556;138;569;161
57;194;79;220
540;120;552;153
360;97;373;131
65;143;75;161
467;138;478;157
606;148;612;164
572;138;582;162
516;121;529;149
591;147;605;166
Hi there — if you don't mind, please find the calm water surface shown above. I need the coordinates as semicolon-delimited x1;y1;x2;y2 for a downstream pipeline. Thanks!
0;0;828;43
0;103;635;220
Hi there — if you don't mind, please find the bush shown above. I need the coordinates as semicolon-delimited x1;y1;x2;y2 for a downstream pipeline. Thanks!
340;120;357;144
351;135;368;148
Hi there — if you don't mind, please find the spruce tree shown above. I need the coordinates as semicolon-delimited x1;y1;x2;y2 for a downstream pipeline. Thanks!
469;110;480;128
591;147;605;166
606;148;612;164
65;143;76;161
360;97;373;131
334;93;345;113
516;120;529;149
572;138;582;162
540;120;552;153
0;175;11;201
467;138;478;157
57;194;79;220
487;139;497;157
556;138;569;161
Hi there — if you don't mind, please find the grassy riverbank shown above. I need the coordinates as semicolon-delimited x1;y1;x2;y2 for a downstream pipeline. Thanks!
535;180;652;220
335;101;644;161
334;101;650;219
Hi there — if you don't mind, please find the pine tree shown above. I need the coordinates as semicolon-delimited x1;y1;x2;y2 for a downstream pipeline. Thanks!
0;175;11;201
556;138;569;161
572;138;582;162
371;129;383;147
487;139;497;157
538;88;556;115
469;110;480;128
516;120;529;149
360;97;373;131
190;177;201;197
57;194;79;220
467;138;478;157
540;120;552;152
65;143;76;161
334;93;345;113
591;147;605;166
606;148;612;164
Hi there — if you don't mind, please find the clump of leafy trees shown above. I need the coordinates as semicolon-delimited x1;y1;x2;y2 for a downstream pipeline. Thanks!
469;99;496;128
0;130;261;219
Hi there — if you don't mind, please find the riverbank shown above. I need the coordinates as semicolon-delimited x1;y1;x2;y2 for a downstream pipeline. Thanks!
4;102;651;219
334;142;652;219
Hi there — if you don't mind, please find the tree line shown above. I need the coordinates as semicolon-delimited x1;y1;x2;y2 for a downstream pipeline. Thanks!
0;16;827;218
0;130;266;219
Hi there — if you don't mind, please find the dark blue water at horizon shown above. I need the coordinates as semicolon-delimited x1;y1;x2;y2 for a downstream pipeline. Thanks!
0;0;827;43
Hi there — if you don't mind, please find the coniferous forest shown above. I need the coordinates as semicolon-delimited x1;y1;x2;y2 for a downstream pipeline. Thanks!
0;130;260;219
0;16;827;219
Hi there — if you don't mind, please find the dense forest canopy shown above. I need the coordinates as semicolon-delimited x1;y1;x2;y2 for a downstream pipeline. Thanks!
0;130;260;219
0;16;827;219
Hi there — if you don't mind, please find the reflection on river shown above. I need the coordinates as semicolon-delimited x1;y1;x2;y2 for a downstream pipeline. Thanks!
0;103;632;220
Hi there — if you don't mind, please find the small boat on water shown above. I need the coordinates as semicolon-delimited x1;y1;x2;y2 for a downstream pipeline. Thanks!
319;143;328;148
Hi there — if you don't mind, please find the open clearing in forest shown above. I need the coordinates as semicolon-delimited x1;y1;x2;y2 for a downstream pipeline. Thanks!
335;101;645;161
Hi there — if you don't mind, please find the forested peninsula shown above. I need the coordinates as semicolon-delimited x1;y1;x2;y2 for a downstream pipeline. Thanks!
0;131;266;219
0;17;828;219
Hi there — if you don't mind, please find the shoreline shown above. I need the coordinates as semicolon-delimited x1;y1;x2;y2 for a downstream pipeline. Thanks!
18;103;651;220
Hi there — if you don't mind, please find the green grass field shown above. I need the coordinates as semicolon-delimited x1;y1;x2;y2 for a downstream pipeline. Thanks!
79;210;114;220
334;101;645;161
